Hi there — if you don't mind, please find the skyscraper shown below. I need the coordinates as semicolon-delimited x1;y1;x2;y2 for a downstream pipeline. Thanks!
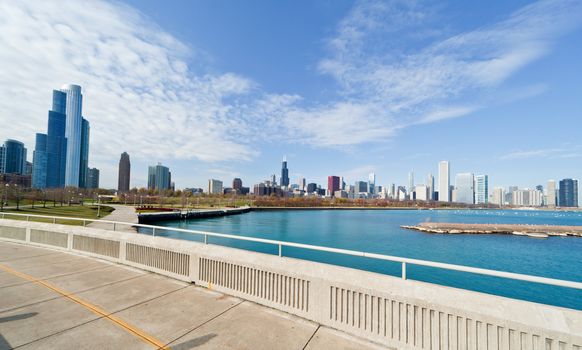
208;179;223;194
118;152;131;192
2;139;27;174
78;118;90;188
547;180;557;208
328;176;340;196
368;172;376;194
491;187;505;206
32;134;48;188
355;181;368;193
148;164;171;191
0;145;4;173
558;179;578;207
455;173;474;204
86;168;100;189
474;175;489;205
280;157;289;187
438;161;450;202
427;174;435;201
233;178;243;192
60;84;85;187
408;170;414;194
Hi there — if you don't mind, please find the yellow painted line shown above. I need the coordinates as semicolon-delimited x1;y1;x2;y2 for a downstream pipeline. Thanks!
0;263;171;350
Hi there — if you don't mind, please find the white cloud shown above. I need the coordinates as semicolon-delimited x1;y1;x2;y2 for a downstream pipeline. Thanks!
307;0;582;147
0;0;275;186
500;146;582;160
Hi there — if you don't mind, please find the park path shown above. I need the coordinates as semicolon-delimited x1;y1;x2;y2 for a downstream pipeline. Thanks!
87;204;138;232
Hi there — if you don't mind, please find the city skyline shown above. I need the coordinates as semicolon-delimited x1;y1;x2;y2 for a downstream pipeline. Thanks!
0;1;581;190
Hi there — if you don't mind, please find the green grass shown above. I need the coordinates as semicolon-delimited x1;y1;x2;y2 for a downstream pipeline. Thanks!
1;205;114;226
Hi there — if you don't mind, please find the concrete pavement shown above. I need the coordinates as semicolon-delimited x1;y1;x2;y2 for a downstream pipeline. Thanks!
0;241;387;349
87;204;138;232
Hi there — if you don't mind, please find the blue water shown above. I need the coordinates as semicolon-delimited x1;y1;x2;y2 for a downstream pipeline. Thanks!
139;209;582;310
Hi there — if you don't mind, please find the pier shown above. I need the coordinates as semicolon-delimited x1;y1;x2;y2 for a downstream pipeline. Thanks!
402;222;582;237
138;206;251;224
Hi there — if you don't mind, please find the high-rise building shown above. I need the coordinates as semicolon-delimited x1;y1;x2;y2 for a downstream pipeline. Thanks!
0;145;5;173
46;92;67;188
438;161;450;202
506;186;518;205
491;187;505;206
298;178;306;191
118;152;131;192
208;179;223;194
512;189;543;207
427;174;435;201
59;84;86;187
32;134;48;188
368;173;376;194
547;180;557;208
558;179;578;207
328;176;340;196
355;181;368;193
455;173;474;204
86;168;99;189
474;175;489;205
408;171;414;194
280;157;289;187
78;118;90;188
148;164;171;191
415;184;428;201
2;139;27;175
233;178;243;193
306;183;317;193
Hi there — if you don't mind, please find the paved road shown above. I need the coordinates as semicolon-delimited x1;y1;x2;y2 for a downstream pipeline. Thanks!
87;204;138;232
0;242;386;350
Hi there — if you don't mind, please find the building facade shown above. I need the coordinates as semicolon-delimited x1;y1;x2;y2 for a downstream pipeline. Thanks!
368;173;376;194
2;139;27;175
148;164;171;191
280;158;289;187
512;189;543;207
474;175;489;205
546;180;557;208
491;187;505;206
328;176;340;197
438;161;450;202
455;173;474;204
558;179;578;207
118;152;131;192
86;168;99;189
208;179;223;194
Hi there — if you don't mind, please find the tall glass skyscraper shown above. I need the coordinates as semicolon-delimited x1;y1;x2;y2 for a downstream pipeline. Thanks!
280;157;289;187
32;134;48;188
148;164;171;191
455;173;475;204
3;139;27;174
118;152;131;192
368;172;376;194
438;161;450;202
0;145;5;173
474;175;489;204
60;84;84;187
558;179;578;207
33;86;89;188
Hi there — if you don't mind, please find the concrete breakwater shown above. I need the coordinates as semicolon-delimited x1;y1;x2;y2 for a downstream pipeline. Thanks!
138;206;251;224
402;222;582;238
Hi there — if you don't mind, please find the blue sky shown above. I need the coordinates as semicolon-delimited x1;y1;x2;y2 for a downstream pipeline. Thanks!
0;0;581;190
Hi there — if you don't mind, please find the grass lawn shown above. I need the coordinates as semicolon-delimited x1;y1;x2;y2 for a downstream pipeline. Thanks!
1;205;114;226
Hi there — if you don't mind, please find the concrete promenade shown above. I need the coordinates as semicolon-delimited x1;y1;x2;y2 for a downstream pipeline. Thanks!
87;204;138;232
0;241;385;350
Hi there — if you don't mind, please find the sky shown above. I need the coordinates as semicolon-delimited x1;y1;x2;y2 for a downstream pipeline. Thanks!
0;0;581;191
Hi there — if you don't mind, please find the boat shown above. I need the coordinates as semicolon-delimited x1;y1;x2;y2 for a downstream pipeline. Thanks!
512;231;527;236
526;232;548;238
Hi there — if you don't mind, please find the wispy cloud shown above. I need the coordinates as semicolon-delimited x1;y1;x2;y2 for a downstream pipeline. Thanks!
500;146;582;160
0;0;285;185
301;0;582;147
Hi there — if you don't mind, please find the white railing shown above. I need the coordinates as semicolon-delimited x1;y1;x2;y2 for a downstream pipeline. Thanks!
1;211;582;291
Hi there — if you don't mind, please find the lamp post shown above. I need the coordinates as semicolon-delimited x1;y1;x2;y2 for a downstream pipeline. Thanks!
97;195;101;218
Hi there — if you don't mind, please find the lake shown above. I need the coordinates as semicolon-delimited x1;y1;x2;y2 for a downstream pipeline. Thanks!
138;209;582;310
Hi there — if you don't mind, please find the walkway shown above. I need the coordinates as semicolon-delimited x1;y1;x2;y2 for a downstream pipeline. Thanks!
0;241;387;350
87;204;138;232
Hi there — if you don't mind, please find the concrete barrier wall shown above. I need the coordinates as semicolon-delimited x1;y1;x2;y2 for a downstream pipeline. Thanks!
1;219;580;350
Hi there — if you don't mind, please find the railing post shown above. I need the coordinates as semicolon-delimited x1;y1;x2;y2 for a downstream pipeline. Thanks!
26;215;29;222
204;234;208;244
113;223;116;231
83;220;86;227
278;244;282;257
402;262;407;280
53;217;56;224
152;227;156;237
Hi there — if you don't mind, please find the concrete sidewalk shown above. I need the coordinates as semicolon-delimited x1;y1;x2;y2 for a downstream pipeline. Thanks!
0;242;387;350
87;204;138;232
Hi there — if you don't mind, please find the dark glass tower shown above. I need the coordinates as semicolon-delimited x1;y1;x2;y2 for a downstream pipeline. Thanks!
3;139;27;174
558;179;578;207
280;158;289;187
32;134;48;188
118;152;131;192
79;118;90;188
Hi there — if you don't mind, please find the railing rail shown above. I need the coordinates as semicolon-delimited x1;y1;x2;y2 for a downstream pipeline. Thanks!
2;211;582;290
